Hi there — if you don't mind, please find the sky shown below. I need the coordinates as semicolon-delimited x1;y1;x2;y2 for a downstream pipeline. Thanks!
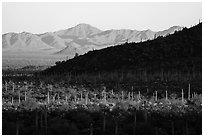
2;2;202;34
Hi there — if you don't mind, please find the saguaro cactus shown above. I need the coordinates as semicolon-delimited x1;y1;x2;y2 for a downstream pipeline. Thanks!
65;95;68;104
18;90;21;105
74;95;77;103
128;92;130;100
111;89;114;95
131;92;134;103
58;93;60;104
11;82;15;105
155;91;158;101
25;91;27;101
47;91;50;104
85;93;88;105
104;91;106;103
121;91;124;101
81;92;83;101
102;87;106;103
188;83;191;100
12;82;15;92
181;89;184;102
47;85;52;104
166;90;168;100
53;93;56;103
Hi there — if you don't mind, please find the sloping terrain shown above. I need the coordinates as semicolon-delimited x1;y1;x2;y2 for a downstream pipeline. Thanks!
42;23;201;76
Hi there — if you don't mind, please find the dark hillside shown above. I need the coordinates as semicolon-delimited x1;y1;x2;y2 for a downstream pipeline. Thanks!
41;23;201;77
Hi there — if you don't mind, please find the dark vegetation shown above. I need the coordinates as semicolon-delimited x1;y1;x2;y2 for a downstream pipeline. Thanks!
2;107;201;135
2;79;202;135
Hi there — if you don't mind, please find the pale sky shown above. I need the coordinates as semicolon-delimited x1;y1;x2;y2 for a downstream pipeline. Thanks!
2;2;202;34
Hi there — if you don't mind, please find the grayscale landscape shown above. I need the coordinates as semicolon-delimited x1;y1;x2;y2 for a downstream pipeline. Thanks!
2;2;202;135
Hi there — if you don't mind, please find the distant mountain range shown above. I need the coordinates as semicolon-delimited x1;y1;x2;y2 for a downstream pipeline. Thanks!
3;23;182;55
2;24;182;70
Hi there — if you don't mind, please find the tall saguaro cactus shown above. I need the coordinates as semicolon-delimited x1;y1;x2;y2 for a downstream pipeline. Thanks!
155;91;158;101
138;91;141;100
65;95;68;104
111;89;114;95
81;92;83;101
182;89;184;102
104;91;106;103
25;91;27;101
47;91;50;105
188;83;191;100
131;92;134;103
18;90;21;105
166;90;168;100
58;93;60;104
85;93;88;105
102;86;106;103
25;85;28;101
53;93;56;103
128;92;130;100
47;84;52;104
121;91;124;101
12;82;15;105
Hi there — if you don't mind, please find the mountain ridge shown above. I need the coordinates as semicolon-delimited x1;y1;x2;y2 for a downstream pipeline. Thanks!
2;23;182;68
41;23;202;75
3;23;182;53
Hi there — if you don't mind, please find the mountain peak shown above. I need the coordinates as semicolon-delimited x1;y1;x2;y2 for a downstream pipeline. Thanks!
57;23;102;38
75;23;92;27
73;23;102;32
